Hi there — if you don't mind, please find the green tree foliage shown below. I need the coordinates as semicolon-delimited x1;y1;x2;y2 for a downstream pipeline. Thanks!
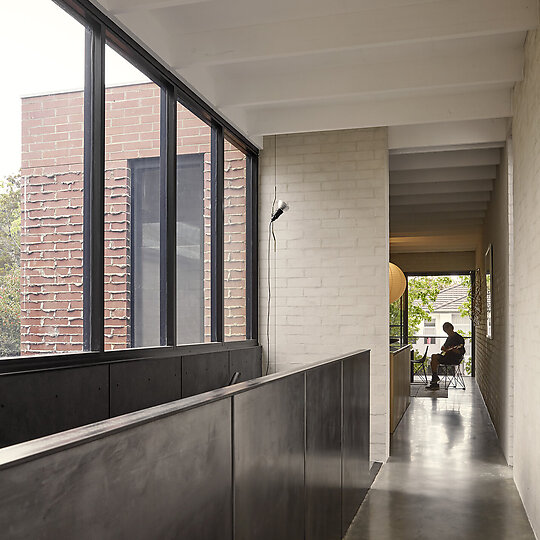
389;275;453;339
389;298;402;338
457;275;472;319
407;276;453;336
390;274;474;374
455;275;473;374
0;174;21;269
0;265;21;357
0;174;21;357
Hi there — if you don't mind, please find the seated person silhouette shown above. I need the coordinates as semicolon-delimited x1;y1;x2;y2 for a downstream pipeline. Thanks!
426;322;465;390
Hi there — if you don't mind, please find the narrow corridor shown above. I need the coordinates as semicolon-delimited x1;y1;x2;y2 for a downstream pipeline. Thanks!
346;381;534;540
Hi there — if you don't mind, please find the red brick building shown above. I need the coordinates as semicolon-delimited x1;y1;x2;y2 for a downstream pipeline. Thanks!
20;83;247;354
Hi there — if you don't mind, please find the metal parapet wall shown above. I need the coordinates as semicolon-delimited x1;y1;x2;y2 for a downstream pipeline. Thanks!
0;345;262;448
0;350;370;540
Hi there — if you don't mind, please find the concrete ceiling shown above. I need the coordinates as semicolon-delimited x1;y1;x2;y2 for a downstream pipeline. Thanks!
92;0;537;255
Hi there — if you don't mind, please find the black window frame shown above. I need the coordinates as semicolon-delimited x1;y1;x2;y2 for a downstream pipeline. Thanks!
0;0;259;374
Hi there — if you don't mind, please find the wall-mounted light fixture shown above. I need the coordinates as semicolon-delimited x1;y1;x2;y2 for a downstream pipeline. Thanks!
270;200;289;222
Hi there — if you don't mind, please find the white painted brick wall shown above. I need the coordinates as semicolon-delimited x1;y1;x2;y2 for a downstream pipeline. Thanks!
258;129;390;462
475;142;514;466
512;29;540;537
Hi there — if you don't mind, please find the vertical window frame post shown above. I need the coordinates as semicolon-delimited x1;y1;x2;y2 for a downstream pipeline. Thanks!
211;123;224;342
83;22;105;352
246;153;258;341
160;86;177;346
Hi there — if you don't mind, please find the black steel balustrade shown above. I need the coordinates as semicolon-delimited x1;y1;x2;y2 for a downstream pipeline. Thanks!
0;350;370;540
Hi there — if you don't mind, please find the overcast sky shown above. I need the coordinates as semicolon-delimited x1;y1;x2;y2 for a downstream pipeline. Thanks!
0;0;148;180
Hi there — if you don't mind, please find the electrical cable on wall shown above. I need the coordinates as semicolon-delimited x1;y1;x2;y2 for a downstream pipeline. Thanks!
266;220;273;375
266;199;289;375
266;135;290;374
266;199;290;375
266;136;277;375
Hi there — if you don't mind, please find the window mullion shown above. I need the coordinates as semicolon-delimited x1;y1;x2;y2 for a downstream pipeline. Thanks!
160;87;177;346
246;153;259;341
211;124;224;342
83;23;105;352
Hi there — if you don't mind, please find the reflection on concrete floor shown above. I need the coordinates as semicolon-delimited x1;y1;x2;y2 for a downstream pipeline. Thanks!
346;380;535;540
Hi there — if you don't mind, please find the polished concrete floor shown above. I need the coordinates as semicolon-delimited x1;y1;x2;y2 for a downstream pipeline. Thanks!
346;379;535;540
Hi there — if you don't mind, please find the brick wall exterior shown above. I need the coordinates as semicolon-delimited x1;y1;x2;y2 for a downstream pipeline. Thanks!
20;91;85;354
259;129;390;463
20;82;247;354
224;141;247;341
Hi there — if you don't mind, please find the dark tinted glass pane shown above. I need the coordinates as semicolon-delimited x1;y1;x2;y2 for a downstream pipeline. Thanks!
104;45;161;350
176;104;212;344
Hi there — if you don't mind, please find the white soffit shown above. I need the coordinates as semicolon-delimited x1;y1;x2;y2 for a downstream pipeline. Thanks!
388;119;508;154
388;144;501;253
90;0;537;146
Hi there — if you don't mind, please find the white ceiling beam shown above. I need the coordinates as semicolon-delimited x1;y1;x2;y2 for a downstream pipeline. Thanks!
391;222;485;236
104;0;481;17
391;191;491;206
391;233;480;241
390;148;501;171
391;201;488;214
148;0;538;68
391;212;485;224
245;88;511;137
391;222;486;234
390;141;506;154
390;231;482;253
388;119;508;152
390;179;493;196
105;0;450;17
214;50;522;108
390;166;496;185
391;224;486;235
103;0;209;14
391;227;484;239
391;210;486;219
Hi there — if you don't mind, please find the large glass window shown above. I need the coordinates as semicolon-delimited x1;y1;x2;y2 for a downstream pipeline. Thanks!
0;1;86;357
104;45;162;350
0;1;256;361
176;104;212;344
224;139;247;341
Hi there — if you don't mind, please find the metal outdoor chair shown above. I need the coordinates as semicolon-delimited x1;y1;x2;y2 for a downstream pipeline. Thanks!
411;347;429;385
441;358;466;390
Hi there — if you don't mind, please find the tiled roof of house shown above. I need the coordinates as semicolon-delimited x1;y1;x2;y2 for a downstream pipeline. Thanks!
432;283;469;313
